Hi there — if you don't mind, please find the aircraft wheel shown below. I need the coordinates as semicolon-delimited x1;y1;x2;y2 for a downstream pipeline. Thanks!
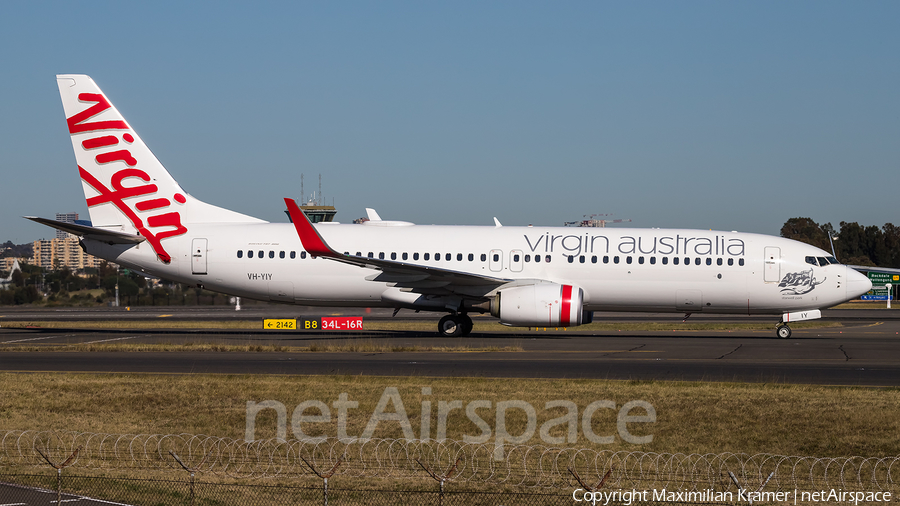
777;325;792;339
438;314;464;337
460;314;474;336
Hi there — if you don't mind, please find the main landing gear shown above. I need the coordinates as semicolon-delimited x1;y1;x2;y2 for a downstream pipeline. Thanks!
438;313;473;337
775;322;792;339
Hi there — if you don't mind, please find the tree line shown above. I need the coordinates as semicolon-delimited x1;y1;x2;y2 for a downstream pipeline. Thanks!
780;218;900;268
1;261;238;306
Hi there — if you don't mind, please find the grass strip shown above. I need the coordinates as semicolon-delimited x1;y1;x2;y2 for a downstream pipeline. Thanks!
1;372;898;458
0;341;524;353
0;319;842;332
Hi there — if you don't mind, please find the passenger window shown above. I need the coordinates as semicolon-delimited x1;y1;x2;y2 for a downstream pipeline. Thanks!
603;255;609;264
717;258;722;266
545;255;551;263
614;256;620;264
356;251;362;257
662;257;668;265
525;254;531;262
626;256;633;264
515;254;521;262
379;252;385;260
739;259;745;266
435;253;440;261
402;252;408;260
457;253;463;261
367;252;374;258
577;255;583;263
248;250;253;258
705;258;711;266
268;251;274;259
591;256;597;264
638;257;644;264
568;255;574;264
301;251;307;259
414;253;420;260
684;258;690;265
258;250;264;258
481;254;487;262
728;258;733;266
806;256;817;266
535;255;541;263
468;253;474;261
493;254;499;262
674;257;680;265
446;253;452;261
280;251;285;259
237;250;243;258
650;257;656;265
290;251;296;259
424;253;430;260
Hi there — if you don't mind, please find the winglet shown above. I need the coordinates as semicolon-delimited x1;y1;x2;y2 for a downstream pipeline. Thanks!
284;198;339;258
366;208;382;221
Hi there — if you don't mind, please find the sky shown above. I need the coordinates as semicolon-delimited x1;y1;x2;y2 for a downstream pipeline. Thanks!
1;1;898;243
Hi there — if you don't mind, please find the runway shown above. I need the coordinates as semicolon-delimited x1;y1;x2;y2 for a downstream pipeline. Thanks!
2;307;899;385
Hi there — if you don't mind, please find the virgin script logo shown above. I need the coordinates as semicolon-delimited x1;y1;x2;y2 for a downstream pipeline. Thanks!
69;93;187;263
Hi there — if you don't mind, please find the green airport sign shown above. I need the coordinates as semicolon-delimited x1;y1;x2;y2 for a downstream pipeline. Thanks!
868;272;898;286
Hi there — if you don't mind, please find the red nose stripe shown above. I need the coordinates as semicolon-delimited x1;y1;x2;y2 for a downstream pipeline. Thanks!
560;284;573;326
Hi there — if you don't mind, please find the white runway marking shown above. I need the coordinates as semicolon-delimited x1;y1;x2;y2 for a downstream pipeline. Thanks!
79;335;145;345
1;335;75;344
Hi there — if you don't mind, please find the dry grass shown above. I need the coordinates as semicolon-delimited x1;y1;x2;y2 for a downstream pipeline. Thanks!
1;373;898;457
0;318;841;333
0;340;523;353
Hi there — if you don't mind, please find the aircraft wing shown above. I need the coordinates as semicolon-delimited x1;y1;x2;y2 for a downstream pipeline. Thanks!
25;216;145;244
284;198;510;294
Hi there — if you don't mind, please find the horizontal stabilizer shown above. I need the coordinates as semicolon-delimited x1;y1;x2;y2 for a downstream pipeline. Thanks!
24;216;145;244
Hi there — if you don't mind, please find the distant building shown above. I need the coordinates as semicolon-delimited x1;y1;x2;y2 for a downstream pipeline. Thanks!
55;212;79;240
32;236;104;271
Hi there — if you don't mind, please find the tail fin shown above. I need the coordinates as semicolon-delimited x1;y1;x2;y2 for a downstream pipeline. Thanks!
56;75;264;263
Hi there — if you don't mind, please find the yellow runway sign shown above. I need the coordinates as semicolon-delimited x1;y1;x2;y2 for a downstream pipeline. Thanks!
263;319;296;330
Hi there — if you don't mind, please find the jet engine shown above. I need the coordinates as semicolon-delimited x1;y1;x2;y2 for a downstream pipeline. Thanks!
489;283;589;327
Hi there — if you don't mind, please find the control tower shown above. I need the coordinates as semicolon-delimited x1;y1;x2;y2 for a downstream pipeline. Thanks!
300;203;337;223
298;174;337;223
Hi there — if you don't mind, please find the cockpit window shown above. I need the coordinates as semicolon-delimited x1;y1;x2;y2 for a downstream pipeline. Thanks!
805;256;817;266
817;257;829;267
826;256;839;265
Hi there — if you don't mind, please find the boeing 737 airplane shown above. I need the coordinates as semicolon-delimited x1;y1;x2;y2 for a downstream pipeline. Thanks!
28;75;873;338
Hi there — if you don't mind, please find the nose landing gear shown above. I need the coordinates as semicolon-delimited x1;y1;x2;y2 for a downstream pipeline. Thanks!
438;313;473;337
776;322;792;339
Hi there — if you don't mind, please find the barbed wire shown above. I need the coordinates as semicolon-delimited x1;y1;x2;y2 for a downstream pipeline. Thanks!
1;430;898;493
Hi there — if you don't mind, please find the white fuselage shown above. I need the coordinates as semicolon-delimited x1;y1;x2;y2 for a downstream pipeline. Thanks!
83;222;861;315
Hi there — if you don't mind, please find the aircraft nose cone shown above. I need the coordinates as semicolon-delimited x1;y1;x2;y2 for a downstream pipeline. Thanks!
846;267;873;299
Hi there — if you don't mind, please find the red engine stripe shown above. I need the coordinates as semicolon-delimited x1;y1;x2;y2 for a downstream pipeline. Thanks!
560;285;573;326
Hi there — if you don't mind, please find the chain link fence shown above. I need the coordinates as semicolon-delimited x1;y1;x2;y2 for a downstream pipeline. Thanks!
2;430;899;504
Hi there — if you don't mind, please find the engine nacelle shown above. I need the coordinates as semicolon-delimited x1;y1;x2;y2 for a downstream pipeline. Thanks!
490;283;586;327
